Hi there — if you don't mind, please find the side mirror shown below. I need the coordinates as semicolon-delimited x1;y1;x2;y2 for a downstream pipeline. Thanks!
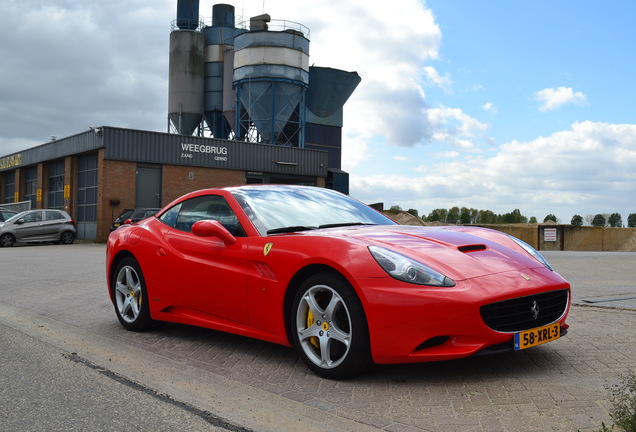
15;219;24;225
192;220;237;245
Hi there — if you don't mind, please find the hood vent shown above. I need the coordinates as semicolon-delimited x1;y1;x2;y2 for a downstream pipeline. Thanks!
458;244;487;253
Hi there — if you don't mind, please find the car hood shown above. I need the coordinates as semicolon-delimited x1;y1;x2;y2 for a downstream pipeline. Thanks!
316;225;548;281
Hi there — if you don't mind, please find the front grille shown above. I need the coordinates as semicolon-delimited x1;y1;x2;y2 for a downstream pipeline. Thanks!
479;289;569;332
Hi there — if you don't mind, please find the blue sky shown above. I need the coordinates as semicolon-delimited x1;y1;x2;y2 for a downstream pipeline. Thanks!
1;0;635;224
426;1;634;143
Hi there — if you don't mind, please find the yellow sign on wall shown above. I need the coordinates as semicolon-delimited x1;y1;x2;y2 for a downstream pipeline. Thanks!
0;153;22;170
14;191;19;202
37;188;43;202
64;185;71;199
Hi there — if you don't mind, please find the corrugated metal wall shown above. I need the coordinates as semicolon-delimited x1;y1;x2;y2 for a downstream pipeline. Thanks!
102;127;328;177
1;126;329;179
1;131;104;170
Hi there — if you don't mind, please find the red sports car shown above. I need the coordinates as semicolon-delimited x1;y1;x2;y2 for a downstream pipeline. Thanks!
106;185;570;379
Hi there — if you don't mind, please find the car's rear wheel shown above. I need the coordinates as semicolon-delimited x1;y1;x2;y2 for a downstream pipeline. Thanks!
291;272;371;379
0;233;15;247
112;256;154;331
59;231;75;244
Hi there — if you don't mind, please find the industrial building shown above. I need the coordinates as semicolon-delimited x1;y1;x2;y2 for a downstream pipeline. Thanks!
0;1;360;242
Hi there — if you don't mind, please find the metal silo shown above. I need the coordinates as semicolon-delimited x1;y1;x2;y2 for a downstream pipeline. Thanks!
202;4;241;139
233;14;310;146
168;0;205;136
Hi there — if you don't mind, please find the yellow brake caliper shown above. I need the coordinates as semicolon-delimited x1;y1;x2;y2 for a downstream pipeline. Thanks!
306;308;320;349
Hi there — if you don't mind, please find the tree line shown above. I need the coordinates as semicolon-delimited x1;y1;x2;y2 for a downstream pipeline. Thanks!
389;205;636;228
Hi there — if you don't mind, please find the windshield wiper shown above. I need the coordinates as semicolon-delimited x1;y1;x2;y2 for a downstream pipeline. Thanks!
318;222;376;229
267;225;318;235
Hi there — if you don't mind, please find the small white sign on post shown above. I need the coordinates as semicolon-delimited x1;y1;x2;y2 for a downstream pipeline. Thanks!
544;228;557;242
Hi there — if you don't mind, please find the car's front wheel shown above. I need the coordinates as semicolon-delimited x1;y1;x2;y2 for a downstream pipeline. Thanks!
0;233;15;247
112;256;154;331
291;272;371;379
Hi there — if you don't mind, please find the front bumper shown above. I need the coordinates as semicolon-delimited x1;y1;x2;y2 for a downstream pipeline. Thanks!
357;267;571;364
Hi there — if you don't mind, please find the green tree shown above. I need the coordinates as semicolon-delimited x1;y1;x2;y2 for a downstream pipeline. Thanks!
479;210;497;224
544;214;557;223
470;208;480;224
628;213;636;228
425;208;447;222
529;216;538;224
407;208;419;218
447;206;460;224
608;213;623;227
592;214;606;227
460;207;472;224
571;215;583;226
501;209;526;224
389;205;402;212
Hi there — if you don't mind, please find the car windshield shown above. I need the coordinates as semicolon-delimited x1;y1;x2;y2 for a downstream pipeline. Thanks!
115;210;134;221
231;186;396;235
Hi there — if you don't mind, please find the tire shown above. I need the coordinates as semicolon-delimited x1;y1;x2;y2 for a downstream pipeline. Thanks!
0;233;15;247
291;272;371;379
59;231;75;245
111;256;154;331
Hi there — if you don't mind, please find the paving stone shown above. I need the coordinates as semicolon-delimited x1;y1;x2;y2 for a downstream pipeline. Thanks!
2;245;635;431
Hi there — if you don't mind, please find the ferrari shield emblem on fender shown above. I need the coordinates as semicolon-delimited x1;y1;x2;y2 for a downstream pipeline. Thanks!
263;243;273;256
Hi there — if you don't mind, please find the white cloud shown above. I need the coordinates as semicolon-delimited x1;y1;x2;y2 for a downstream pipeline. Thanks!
0;0;443;157
426;107;488;150
535;86;587;111
423;66;452;91
255;0;442;151
482;102;497;114
434;151;460;159
0;0;172;154
351;121;636;220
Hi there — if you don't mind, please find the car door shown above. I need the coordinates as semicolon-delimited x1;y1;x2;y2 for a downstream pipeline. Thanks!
13;211;44;241
41;210;66;240
157;194;249;323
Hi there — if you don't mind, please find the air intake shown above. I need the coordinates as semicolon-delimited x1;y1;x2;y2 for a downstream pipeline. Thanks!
458;244;487;253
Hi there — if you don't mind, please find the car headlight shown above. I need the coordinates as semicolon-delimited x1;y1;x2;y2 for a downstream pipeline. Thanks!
508;235;553;271
369;246;456;287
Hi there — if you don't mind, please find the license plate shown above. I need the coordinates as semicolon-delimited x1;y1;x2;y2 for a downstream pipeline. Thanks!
514;323;560;350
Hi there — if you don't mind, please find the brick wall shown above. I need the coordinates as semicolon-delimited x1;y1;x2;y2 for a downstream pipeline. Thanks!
98;162;246;241
99;159;137;241
161;165;245;205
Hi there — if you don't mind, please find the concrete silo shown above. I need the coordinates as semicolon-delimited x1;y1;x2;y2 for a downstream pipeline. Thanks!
165;3;360;193
168;0;205;135
202;4;242;139
232;15;310;146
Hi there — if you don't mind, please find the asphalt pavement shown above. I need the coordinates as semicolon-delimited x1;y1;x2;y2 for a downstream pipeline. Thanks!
0;322;246;432
0;244;634;432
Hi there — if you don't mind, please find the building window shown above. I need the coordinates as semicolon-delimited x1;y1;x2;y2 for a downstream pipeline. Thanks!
3;171;15;203
77;153;98;222
24;166;38;208
48;159;65;209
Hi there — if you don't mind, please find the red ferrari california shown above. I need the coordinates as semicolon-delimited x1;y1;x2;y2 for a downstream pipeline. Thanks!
106;185;570;379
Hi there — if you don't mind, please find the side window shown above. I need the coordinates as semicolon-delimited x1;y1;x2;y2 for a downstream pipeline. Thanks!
159;196;245;236
23;212;41;223
158;203;182;228
45;210;63;221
